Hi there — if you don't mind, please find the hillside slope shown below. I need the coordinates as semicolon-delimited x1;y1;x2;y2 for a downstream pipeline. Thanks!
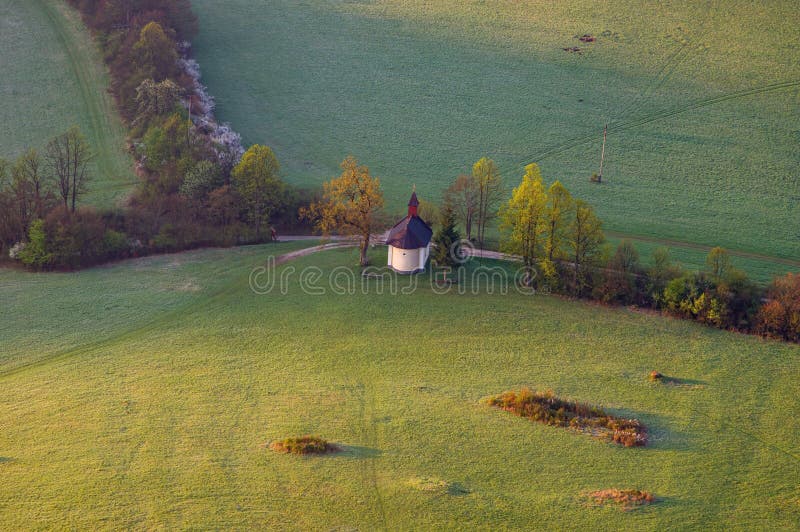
0;0;136;208
1;244;798;528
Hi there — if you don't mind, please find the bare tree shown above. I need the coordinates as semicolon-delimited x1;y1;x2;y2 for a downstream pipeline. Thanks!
444;173;478;241
46;127;94;213
13;148;51;218
472;157;504;248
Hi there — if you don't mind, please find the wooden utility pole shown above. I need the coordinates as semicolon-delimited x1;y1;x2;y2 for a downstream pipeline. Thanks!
598;123;608;183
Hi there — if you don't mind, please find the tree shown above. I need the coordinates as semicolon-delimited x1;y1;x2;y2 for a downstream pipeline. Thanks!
13;148;53;219
472;157;503;247
131;22;179;82
417;199;440;229
231;145;284;240
45;127;94;213
647;247;683;306
706;247;732;282
134;78;183;123
599;240;642;304
756;273;800;341
17;219;52;270
566;199;605;296
444;174;478;241
180;160;224;200
431;204;462;270
500;163;548;283
540;180;574;285
301;156;384;267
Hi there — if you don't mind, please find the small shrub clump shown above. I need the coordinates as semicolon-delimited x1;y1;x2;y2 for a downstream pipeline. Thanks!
584;489;656;510
269;435;338;455
486;388;647;447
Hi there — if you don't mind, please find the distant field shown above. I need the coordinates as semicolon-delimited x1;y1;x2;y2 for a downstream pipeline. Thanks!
190;0;800;265
0;0;136;208
1;244;799;528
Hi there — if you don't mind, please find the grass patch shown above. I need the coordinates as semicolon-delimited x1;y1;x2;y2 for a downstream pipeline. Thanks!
583;489;656;511
487;388;647;447
406;477;470;496
269;435;339;455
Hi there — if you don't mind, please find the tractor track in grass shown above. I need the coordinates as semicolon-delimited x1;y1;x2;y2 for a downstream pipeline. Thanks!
32;0;136;204
518;78;800;167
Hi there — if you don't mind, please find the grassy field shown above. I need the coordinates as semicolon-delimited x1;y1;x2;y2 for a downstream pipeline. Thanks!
1;243;799;529
190;0;800;267
0;0;136;208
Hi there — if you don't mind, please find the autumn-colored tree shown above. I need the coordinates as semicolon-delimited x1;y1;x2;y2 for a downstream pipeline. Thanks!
756;273;800;342
301;156;384;267
231;145;284;239
500;163;548;283
566;199;605;296
444;173;478;241
45;127;94;213
132;22;179;82
472;157;503;247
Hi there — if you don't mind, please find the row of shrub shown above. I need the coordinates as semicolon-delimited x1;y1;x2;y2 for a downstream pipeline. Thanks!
486;388;647;447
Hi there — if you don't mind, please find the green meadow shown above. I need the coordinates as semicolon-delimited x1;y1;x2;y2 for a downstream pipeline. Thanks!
0;0;136;208
191;0;800;265
1;243;799;529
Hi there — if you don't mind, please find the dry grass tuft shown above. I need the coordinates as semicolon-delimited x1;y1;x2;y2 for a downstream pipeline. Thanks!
486;388;647;447
406;477;450;493
269;435;339;455
584;489;656;510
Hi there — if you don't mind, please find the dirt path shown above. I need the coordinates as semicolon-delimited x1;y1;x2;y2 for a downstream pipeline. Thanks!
273;241;357;265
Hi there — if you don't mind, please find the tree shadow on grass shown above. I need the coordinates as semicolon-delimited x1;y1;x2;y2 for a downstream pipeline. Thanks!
446;482;471;496
662;376;707;388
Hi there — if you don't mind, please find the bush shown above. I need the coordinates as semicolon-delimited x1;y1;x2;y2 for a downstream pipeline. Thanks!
584;489;656;510
486;388;647;447
269;436;338;455
17;219;52;269
756;273;800;342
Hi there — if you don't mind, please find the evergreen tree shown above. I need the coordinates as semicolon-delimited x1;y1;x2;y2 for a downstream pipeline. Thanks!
431;204;462;270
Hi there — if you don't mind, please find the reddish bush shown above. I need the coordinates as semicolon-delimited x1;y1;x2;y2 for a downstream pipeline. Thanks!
584;489;656;510
269;436;338;455
757;273;800;342
487;388;647;447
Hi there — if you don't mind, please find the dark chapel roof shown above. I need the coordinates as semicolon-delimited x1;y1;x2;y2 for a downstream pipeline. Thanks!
386;215;433;250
